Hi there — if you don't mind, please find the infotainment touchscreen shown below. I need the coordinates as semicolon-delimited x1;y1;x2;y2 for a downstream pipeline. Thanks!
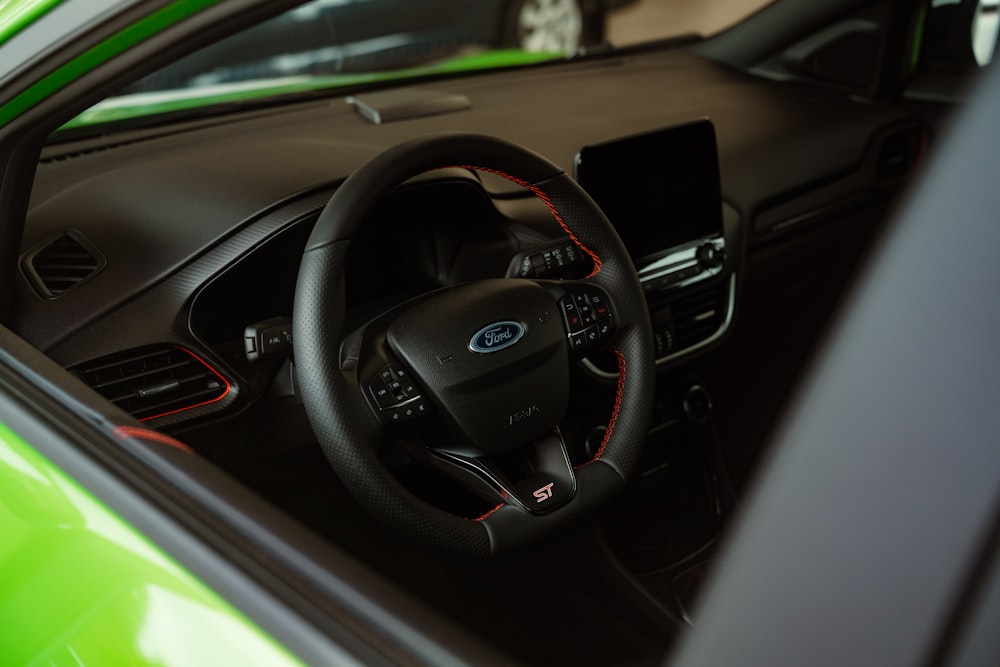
573;119;723;267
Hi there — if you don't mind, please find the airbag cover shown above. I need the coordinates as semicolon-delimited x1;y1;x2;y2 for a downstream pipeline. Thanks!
386;279;568;455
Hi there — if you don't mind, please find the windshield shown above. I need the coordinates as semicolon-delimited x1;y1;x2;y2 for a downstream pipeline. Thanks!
63;0;774;132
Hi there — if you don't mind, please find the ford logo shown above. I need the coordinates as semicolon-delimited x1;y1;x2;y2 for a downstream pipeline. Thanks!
469;321;525;354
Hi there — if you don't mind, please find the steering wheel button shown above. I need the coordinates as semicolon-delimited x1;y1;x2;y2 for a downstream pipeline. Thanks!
379;368;394;382
370;384;397;408
569;331;588;350
385;399;426;422
560;298;586;333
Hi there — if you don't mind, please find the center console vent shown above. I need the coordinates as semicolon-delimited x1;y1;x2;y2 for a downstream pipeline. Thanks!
71;346;230;421
671;286;727;351
585;277;735;379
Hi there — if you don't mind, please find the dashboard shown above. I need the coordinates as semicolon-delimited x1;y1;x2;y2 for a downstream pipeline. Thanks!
4;34;934;641
14;43;922;515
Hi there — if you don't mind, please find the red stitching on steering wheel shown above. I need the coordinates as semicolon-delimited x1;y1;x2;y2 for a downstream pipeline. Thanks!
449;164;603;278
475;503;504;521
589;350;625;464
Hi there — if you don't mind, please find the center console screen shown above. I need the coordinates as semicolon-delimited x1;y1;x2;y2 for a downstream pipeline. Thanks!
574;119;723;269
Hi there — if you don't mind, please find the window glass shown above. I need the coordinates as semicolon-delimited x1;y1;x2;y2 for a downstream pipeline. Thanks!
63;0;774;132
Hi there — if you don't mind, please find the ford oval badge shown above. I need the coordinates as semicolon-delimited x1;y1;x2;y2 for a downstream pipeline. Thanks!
469;321;525;354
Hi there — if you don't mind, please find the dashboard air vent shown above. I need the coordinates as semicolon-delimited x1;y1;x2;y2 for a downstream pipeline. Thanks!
672;287;726;350
72;346;230;421
21;230;105;299
585;281;732;377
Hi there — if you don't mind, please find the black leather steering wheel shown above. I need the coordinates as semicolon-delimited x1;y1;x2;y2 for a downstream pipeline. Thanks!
293;132;654;559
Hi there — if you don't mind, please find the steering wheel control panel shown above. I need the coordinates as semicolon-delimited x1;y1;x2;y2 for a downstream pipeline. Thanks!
559;286;614;354
508;241;593;280
368;363;428;424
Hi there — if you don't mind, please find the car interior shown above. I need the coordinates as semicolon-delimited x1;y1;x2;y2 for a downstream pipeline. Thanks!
3;0;997;664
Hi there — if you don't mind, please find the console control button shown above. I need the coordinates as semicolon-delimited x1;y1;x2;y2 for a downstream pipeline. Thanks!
696;243;725;269
676;265;702;282
559;298;584;332
368;363;428;425
244;317;293;362
387;399;427;423
510;240;591;278
654;330;675;357
569;331;589;350
595;320;612;340
369;380;398;408
560;287;614;354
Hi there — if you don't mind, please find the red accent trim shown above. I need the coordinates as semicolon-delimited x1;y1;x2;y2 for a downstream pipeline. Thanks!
475;503;504;521
448;165;603;278
140;346;232;422
590;351;625;464
114;425;194;453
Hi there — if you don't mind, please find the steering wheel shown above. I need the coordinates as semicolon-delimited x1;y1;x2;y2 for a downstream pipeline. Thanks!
293;133;654;559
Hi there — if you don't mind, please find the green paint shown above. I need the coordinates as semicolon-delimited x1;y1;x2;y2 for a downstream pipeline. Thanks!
0;421;307;666
0;0;223;128
0;0;63;46
60;49;563;131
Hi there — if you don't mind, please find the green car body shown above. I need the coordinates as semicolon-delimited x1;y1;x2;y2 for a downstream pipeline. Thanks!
0;0;63;44
0;422;305;666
